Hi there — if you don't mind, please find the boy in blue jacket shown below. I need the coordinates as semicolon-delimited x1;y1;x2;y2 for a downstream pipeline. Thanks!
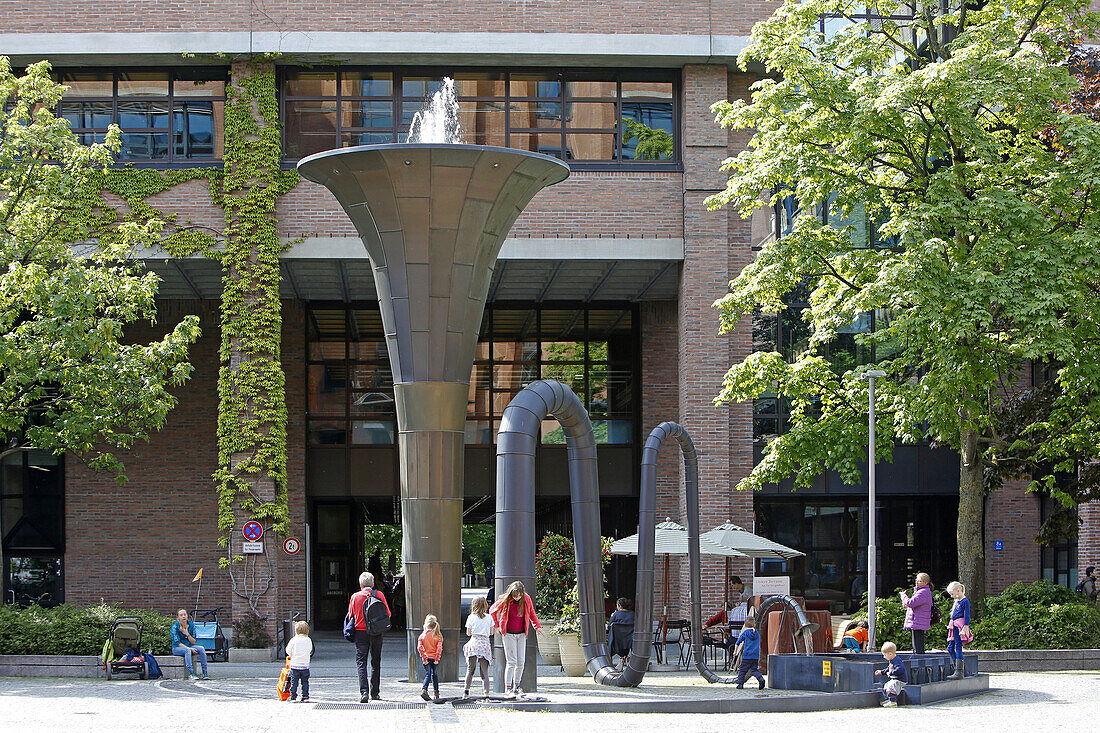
733;615;765;689
874;641;908;707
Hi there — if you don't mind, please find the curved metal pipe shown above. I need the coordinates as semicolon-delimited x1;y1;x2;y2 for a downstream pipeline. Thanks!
755;594;817;656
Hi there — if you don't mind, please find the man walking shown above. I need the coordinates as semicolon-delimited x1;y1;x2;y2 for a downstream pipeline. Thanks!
349;571;391;703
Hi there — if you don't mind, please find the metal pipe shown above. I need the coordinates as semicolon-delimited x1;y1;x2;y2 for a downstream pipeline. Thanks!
868;375;878;650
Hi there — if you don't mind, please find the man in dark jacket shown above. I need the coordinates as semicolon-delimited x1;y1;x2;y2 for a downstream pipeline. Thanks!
348;571;391;703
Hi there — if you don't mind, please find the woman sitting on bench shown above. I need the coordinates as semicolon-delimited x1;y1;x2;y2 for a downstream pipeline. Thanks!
170;609;209;680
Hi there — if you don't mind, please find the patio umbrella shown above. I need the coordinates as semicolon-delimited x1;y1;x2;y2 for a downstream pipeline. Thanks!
700;522;804;609
611;519;748;646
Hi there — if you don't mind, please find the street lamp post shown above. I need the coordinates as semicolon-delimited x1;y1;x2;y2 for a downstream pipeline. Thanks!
860;369;887;650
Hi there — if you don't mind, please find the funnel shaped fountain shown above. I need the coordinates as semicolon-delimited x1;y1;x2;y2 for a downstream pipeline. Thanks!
298;143;569;680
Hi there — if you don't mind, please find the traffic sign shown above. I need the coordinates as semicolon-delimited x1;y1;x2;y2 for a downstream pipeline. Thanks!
242;521;264;542
283;537;301;555
242;541;264;554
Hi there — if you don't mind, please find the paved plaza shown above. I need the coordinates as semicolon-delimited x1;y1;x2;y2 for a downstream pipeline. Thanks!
0;634;1094;732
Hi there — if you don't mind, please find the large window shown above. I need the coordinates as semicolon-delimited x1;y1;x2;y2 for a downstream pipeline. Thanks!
281;68;677;167
2;451;64;606
53;69;226;163
306;303;638;446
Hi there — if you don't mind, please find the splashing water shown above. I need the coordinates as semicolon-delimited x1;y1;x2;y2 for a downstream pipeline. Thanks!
405;78;463;144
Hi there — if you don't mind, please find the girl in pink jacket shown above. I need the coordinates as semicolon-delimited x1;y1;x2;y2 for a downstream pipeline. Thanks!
489;580;541;697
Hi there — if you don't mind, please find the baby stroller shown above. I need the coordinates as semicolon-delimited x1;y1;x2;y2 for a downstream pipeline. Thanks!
101;616;149;680
191;608;229;662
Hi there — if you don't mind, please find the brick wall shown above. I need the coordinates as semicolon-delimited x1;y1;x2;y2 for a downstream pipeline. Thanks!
279;172;684;240
1079;501;1100;580
0;1;780;35
64;298;308;631
985;479;1041;595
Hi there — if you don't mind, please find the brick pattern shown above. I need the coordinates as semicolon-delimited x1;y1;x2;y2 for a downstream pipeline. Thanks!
0;1;779;35
279;172;685;240
64;298;308;635
985;479;1041;595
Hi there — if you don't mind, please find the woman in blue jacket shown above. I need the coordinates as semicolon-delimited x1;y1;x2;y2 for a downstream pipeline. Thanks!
171;609;209;680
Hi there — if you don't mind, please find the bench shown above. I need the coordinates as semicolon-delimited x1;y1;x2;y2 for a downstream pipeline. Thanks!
0;654;190;679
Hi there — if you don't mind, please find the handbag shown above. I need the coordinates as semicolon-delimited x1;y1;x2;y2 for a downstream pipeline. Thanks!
277;656;291;701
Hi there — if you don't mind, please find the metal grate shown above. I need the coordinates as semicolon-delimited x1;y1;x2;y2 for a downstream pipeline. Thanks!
312;702;426;710
427;703;461;724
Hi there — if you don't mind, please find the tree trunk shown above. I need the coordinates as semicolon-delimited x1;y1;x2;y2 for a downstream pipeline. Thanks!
958;424;986;609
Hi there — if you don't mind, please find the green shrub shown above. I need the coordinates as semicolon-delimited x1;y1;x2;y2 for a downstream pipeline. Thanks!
0;603;174;655
853;580;1100;650
232;610;272;648
972;581;1100;649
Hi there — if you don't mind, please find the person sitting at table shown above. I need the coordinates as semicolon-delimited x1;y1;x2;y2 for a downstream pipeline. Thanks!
704;576;750;647
606;597;635;670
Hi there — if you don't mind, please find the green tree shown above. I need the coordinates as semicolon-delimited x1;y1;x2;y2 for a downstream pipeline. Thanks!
0;59;200;472
707;0;1100;605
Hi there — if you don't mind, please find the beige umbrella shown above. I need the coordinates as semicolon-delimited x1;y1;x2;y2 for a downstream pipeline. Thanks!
611;519;748;649
701;522;804;610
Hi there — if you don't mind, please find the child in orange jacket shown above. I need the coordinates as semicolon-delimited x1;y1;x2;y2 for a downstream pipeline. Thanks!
417;614;443;700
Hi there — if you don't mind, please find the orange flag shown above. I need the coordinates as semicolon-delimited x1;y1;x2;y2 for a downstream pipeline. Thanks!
192;568;203;582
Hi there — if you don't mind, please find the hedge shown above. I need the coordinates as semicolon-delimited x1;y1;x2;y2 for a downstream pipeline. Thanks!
854;580;1100;650
0;603;175;655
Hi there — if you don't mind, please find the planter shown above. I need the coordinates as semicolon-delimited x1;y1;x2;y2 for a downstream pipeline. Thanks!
536;620;561;665
557;632;588;676
228;647;277;663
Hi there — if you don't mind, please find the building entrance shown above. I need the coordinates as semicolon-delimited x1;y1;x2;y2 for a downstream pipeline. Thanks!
312;501;362;630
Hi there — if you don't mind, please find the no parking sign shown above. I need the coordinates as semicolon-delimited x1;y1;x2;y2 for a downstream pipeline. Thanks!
242;521;264;542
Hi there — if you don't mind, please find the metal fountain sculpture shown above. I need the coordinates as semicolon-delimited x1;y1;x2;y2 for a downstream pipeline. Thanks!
298;80;570;680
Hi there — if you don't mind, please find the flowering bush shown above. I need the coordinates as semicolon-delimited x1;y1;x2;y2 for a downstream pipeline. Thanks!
535;533;575;617
551;585;581;636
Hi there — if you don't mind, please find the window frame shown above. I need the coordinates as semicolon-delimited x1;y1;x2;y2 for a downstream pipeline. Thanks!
279;66;681;171
51;67;228;167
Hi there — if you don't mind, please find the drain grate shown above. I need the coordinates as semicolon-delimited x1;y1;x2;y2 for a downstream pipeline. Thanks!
313;702;426;710
428;703;461;724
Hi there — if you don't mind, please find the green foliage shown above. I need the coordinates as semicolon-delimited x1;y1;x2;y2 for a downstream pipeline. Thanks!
212;60;298;553
0;58;201;475
706;0;1100;595
535;533;576;617
622;118;674;161
0;603;173;655
462;525;495;574
232;609;273;648
855;581;1100;649
551;584;581;636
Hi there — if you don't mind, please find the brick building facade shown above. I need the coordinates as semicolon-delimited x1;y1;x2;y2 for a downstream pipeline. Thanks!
1;2;1094;642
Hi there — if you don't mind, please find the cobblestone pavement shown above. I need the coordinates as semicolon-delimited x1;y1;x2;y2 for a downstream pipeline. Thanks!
0;669;1094;732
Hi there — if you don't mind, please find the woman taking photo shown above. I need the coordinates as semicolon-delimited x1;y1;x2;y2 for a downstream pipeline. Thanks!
489;580;541;697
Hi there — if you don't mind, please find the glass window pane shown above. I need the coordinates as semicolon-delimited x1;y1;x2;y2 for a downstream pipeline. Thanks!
173;101;222;158
285;70;337;97
566;80;616;99
340;70;393;97
174;75;225;98
621;101;674;160
349;364;394;416
9;557;62;606
465;420;493;444
564;132;617;160
57;72;112;98
341;130;394;147
309;420;345;445
342;101;393;129
622;80;673;99
402;76;443;99
468;364;492;416
566;102;618;130
117;72;169;97
60;102;112;129
509;131;562;157
781;307;810;361
492;363;536;391
308;364;347;415
453;72;506;98
284;100;338;158
508;100;562;127
593;419;632;444
509;74;560;99
753;313;778;352
310;342;347;361
119;132;169;159
351;420;395;444
118;101;170;129
491;341;537;362
458;101;506;147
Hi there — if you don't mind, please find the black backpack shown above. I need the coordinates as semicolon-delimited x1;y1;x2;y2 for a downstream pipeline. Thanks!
929;600;943;625
363;590;391;636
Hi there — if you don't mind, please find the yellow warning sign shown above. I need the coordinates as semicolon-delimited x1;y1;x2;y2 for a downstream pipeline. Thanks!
822;660;832;676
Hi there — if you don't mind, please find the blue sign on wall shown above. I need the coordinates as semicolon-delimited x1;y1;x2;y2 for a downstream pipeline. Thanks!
993;540;1003;551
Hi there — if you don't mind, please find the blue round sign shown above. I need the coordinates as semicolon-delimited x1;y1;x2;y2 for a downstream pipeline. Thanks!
243;521;264;542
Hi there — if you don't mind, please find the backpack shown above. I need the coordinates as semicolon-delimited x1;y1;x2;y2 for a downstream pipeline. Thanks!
343;590;391;641
364;590;391;636
1076;580;1087;593
929;600;943;625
